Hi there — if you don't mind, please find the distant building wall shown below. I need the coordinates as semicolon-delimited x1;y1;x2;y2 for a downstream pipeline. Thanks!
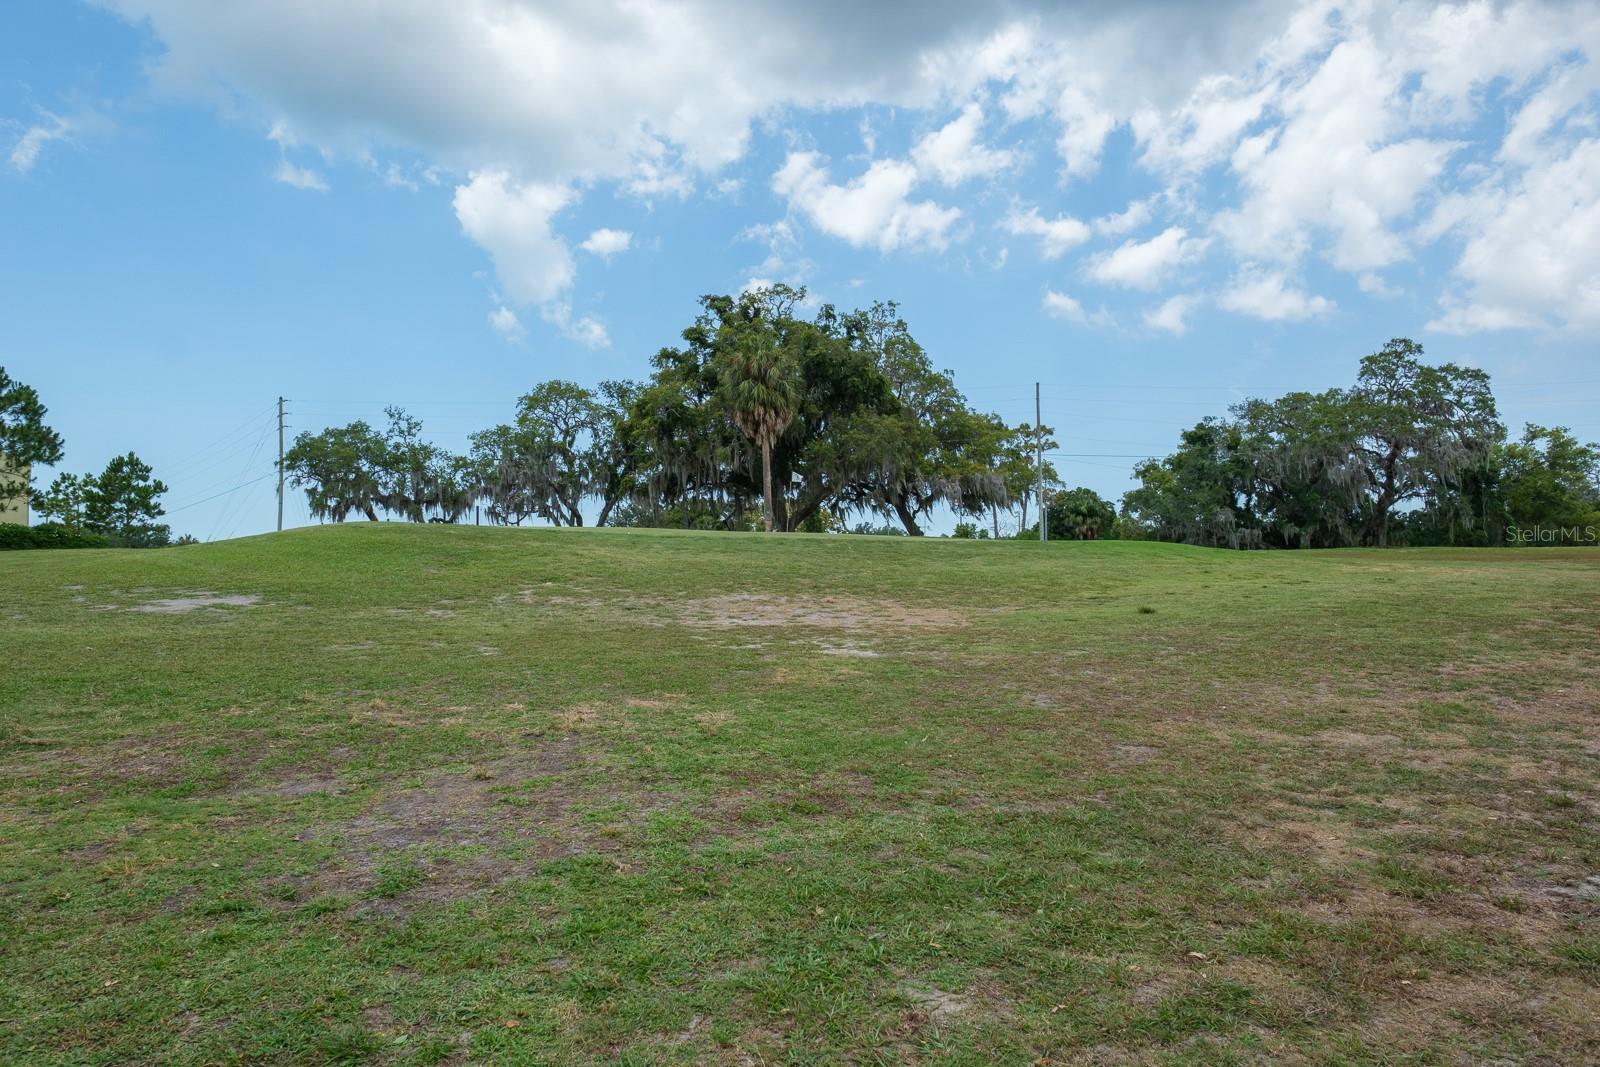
0;457;29;526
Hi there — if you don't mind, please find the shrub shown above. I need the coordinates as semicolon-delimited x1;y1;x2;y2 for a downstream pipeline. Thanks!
0;522;109;550
105;525;172;548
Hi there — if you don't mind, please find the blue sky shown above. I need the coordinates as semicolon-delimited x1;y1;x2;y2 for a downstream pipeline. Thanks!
4;0;1598;538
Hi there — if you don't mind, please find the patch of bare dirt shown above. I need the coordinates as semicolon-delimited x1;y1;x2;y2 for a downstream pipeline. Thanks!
510;586;969;632
816;640;883;658
553;704;604;732
1242;815;1373;866
1316;728;1402;750
676;593;965;631
901;986;972;1025
294;739;662;914
130;593;260;614
1520;871;1600;904
242;775;346;799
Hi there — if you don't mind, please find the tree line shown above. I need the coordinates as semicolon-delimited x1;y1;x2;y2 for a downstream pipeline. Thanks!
284;287;1055;537
283;297;1597;547
1121;339;1599;548
8;314;1592;550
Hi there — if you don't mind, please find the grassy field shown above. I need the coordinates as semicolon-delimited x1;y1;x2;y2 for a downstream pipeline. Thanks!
3;526;1598;1065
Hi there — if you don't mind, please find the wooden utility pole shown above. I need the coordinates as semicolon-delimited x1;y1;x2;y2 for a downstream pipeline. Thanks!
1036;382;1048;542
276;396;286;533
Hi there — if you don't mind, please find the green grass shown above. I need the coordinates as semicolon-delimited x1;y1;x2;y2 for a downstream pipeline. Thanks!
3;525;1598;1064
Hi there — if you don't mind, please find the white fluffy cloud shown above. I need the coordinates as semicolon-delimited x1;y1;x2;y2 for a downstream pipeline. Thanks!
1042;289;1088;322
1001;207;1090;259
1422;49;1600;333
1041;289;1112;327
1211;36;1460;273
580;228;632;259
1144;293;1201;335
487;304;526;342
1218;268;1333;321
542;305;610;349
1004;198;1159;259
1425;138;1600;334
773;152;960;253
452;170;574;305
100;0;989;183
94;0;1600;336
1093;199;1152;237
1086;226;1208;289
451;172;623;344
911;103;1017;186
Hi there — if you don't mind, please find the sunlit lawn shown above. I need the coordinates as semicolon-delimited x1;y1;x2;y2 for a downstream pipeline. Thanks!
3;525;1597;1064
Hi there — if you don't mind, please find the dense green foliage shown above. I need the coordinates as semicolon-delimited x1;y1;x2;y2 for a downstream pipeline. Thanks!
1125;338;1595;548
1044;486;1119;540
282;321;1593;549
0;366;65;505
0;521;108;551
36;452;172;547
286;287;1043;536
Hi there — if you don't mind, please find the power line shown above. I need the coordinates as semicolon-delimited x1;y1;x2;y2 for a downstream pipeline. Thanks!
1046;451;1159;458
207;421;275;542
164;471;277;515
159;407;279;480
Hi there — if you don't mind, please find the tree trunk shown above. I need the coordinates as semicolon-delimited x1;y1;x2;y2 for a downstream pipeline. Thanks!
991;504;1000;539
1364;445;1403;547
893;497;923;536
772;481;790;532
760;442;775;533
786;491;820;532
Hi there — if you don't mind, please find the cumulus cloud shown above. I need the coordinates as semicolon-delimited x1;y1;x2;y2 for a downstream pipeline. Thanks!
1005;197;1160;259
1001;207;1090;260
453;170;574;305
1423;138;1600;334
1052;85;1117;178
1422;54;1600;333
1218;268;1334;321
580;227;632;259
911;102;1017;186
273;159;328;192
1086;226;1208;289
1042;289;1088;322
99;0;996;184
488;304;526;342
95;0;1600;335
1212;38;1461;273
542;304;610;349
1042;289;1112;327
1144;293;1201;335
453;170;608;344
772;151;960;253
1092;199;1153;237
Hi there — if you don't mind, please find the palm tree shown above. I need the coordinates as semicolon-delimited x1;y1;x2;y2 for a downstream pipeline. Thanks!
718;325;801;533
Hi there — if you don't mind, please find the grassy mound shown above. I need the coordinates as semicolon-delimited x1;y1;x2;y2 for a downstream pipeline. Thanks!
4;525;1598;1063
